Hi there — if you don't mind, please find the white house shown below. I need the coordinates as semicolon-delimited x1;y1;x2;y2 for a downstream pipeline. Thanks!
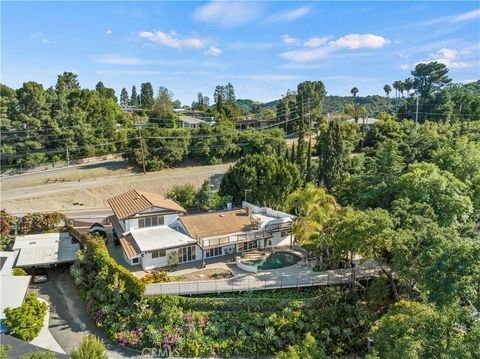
107;190;294;270
177;115;210;129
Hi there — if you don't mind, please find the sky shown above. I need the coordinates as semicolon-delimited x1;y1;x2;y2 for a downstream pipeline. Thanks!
2;1;479;105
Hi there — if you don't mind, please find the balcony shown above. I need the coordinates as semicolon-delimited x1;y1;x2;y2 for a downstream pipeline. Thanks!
198;230;272;249
265;222;292;232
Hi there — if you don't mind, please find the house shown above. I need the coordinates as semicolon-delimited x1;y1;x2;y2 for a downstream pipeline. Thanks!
0;251;31;322
347;117;378;126
12;233;80;268
177;115;210;129
108;189;188;267
107;189;294;270
238;119;277;130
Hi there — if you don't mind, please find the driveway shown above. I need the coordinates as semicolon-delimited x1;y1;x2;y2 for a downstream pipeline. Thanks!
31;270;143;358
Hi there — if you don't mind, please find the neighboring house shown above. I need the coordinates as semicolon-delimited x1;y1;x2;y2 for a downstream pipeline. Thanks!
12;233;80;268
347;117;378;126
177;115;210;129
0;251;30;323
107;189;294;270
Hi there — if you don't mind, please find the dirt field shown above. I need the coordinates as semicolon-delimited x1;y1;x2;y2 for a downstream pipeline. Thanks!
1;162;232;215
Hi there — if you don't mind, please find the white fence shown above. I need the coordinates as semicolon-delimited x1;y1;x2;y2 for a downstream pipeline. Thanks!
145;267;380;296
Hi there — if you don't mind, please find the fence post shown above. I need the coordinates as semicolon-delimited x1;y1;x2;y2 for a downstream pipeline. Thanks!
296;275;299;288
232;278;234;292
264;279;267;290
178;283;181;295
280;275;283;289
197;281;199;295
248;279;250;291
215;280;218;293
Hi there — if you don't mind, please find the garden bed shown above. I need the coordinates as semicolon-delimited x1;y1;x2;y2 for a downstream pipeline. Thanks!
172;268;233;282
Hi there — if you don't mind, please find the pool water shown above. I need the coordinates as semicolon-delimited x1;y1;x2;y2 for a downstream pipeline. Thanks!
244;251;302;270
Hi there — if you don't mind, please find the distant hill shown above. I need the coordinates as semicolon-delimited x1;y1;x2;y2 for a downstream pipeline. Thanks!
237;95;395;116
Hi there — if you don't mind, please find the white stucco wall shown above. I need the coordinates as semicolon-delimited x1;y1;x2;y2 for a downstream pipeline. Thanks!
142;244;204;270
124;213;179;231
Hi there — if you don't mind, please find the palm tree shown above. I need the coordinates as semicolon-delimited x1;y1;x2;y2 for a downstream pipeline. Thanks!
393;80;403;99
404;78;414;96
350;87;359;98
383;84;392;97
285;184;339;269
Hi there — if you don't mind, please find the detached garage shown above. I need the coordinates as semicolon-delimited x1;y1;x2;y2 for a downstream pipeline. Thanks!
13;232;80;268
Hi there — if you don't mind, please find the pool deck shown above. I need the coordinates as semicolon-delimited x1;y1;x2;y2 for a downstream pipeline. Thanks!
145;260;382;296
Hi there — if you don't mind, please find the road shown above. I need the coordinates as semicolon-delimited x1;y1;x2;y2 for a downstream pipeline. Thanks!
1;158;127;182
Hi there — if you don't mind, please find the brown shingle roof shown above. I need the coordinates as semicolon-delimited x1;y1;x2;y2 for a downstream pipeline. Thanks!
179;210;257;239
107;189;186;220
119;234;141;259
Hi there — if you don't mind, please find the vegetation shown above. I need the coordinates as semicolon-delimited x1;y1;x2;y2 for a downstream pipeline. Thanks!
13;267;28;276
140;271;172;284
21;351;56;359
4;293;47;342
166;181;232;211
70;336;108;359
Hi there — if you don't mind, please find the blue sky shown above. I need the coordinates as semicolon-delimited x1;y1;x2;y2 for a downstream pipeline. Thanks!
2;1;479;105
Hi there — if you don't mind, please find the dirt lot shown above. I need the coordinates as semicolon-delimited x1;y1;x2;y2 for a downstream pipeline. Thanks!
172;268;233;282
1;162;232;215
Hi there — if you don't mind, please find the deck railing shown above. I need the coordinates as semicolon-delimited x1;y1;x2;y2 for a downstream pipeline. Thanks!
199;230;272;249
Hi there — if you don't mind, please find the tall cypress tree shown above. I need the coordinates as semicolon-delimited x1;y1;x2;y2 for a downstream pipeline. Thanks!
318;121;347;190
290;143;296;163
296;97;307;177
120;88;129;107
285;147;289;161
131;85;138;107
140;82;154;110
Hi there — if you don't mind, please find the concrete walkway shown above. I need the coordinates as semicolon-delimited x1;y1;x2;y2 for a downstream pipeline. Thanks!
30;298;66;354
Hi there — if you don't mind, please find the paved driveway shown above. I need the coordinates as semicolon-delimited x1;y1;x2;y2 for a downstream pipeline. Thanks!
32;270;143;358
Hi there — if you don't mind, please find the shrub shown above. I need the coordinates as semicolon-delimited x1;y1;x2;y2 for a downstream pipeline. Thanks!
21;351;56;359
13;267;28;276
71;336;107;359
0;344;11;359
4;293;47;341
0;234;12;251
19;212;67;234
141;271;172;284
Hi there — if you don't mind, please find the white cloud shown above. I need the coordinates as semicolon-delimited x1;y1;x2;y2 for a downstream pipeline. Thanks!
280;34;300;45
430;48;471;69
281;46;334;62
193;1;261;27
329;34;388;49
303;37;328;48
31;32;51;44
138;31;205;49
229;41;275;50
451;8;480;23
204;46;222;56
266;6;311;23
106;30;112;35
91;54;189;66
400;64;410;70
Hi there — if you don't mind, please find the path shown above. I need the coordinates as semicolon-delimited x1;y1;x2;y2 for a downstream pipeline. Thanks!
32;271;143;358
30;298;66;354
145;261;381;296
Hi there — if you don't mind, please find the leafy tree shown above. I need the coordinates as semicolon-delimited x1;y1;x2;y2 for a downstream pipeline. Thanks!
219;153;302;208
95;81;116;101
4;293;47;341
71;336;108;359
397;162;473;226
55;72;80;91
411;61;451;99
166;184;197;209
152;86;174;120
140;82;154;110
120;88;129;107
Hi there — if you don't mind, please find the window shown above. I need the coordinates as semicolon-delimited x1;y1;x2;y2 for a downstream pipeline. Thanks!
206;247;222;258
132;257;139;264
138;215;165;229
151;249;166;259
178;246;196;263
281;231;289;237
238;240;257;251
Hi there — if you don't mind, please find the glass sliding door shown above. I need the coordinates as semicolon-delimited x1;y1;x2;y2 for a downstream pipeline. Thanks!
178;245;196;263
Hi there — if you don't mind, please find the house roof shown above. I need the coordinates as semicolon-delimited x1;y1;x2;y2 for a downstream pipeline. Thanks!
13;232;80;267
179;209;258;239
107;189;186;220
1;275;31;320
0;251;17;276
129;226;197;253
120;234;141;259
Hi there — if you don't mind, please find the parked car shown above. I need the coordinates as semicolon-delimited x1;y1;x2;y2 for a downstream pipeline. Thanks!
32;269;48;284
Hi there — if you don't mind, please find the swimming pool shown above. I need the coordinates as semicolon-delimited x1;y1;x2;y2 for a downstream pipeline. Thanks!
244;251;302;270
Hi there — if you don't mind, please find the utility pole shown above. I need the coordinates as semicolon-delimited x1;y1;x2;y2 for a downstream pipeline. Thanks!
136;116;146;175
66;144;70;166
415;96;419;126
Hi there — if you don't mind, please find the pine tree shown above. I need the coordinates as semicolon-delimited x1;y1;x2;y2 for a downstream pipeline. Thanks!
296;98;307;177
290;143;296;163
285;147;289;161
317;121;347;190
120;88;129;107
130;86;138;107
306;138;313;182
140;82;154;110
